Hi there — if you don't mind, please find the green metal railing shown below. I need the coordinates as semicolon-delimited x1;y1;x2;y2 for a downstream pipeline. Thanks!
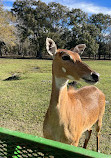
0;128;110;158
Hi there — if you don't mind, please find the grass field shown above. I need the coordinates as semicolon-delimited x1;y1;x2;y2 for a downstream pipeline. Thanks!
0;58;111;155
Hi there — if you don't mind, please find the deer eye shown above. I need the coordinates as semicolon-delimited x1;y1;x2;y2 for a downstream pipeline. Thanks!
62;55;70;60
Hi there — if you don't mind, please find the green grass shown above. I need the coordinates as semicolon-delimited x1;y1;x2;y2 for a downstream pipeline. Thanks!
0;58;111;155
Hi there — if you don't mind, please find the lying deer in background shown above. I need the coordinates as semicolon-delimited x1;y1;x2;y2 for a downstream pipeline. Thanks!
43;38;105;152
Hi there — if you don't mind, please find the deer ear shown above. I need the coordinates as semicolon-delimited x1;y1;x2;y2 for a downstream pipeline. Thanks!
71;44;86;54
46;38;57;56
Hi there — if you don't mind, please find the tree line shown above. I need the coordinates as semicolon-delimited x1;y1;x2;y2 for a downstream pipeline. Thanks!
0;0;111;59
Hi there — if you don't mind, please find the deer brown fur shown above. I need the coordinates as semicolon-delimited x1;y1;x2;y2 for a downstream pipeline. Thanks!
43;38;105;152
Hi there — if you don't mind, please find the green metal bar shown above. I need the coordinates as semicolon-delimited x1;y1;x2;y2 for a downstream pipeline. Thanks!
13;146;21;158
0;127;110;158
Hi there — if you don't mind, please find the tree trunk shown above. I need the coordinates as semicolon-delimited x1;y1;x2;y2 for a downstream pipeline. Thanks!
109;53;111;59
104;54;106;60
98;52;101;60
0;45;2;57
94;54;96;60
36;51;42;59
36;42;42;59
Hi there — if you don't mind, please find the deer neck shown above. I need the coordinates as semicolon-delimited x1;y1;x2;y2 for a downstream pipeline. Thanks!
50;75;69;107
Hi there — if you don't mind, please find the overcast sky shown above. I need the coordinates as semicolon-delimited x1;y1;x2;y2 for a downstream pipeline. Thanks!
3;0;111;15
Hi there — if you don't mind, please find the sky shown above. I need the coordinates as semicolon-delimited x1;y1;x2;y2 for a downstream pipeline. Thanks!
2;0;111;16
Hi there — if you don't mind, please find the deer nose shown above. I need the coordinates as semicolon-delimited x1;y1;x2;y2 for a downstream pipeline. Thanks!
91;72;99;82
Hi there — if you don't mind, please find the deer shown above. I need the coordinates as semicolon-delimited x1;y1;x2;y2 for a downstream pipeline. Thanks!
43;38;105;152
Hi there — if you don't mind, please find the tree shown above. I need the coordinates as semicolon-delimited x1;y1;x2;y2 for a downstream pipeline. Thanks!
48;2;69;30
89;13;111;32
79;32;99;58
66;9;99;58
12;0;51;58
12;0;70;58
0;4;16;56
11;1;111;59
46;2;69;49
67;8;88;26
107;30;111;59
89;13;111;59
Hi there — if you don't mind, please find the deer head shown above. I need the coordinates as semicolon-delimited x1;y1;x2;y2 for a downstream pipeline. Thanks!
46;38;99;84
